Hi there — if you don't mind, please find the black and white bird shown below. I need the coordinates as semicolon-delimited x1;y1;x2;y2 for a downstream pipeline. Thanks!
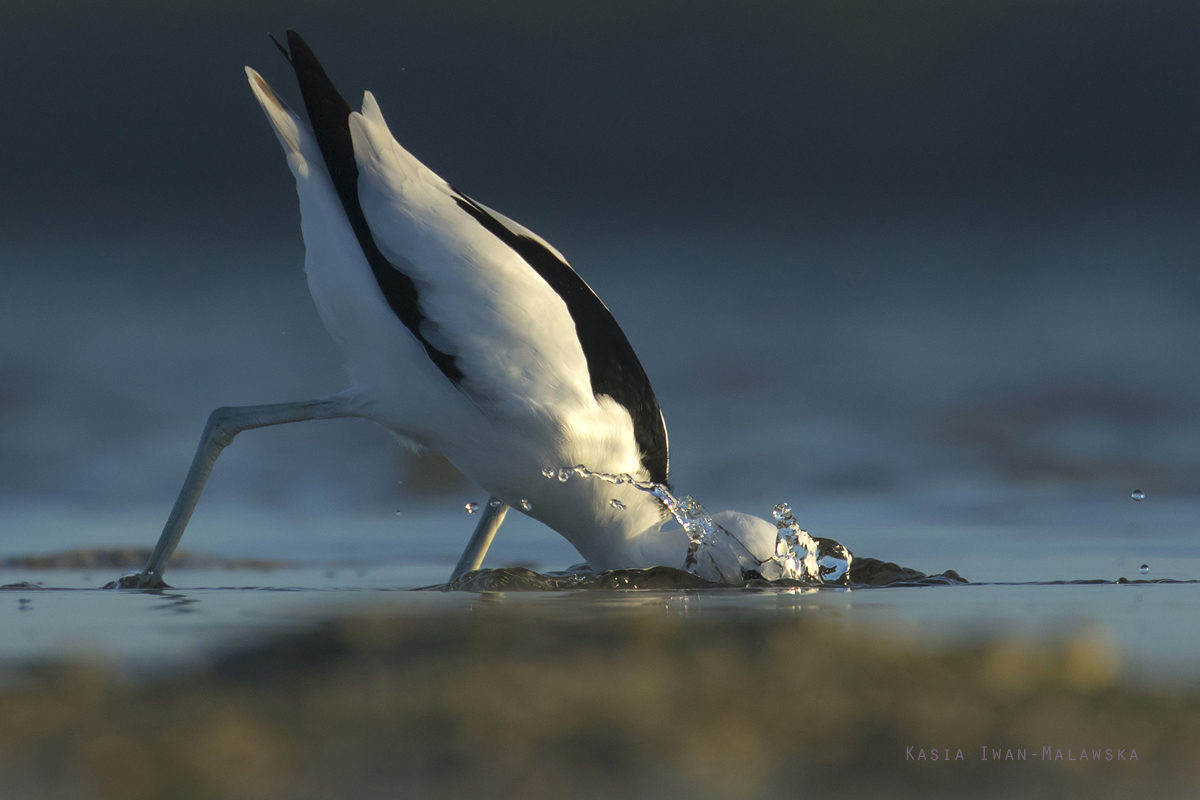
114;31;712;588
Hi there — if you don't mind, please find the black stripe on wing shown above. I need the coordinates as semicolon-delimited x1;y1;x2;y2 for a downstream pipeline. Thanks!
452;192;669;484
279;31;463;385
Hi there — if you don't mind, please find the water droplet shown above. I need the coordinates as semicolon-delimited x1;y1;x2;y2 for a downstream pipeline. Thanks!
609;498;626;510
772;503;793;522
557;469;571;482
464;502;479;514
394;510;403;517
1132;489;1145;501
541;468;555;479
517;499;532;512
1140;564;1149;574
488;498;502;507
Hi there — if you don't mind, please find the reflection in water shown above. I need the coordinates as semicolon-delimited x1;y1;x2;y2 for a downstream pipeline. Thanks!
438;560;965;593
152;593;200;614
1;576;1200;685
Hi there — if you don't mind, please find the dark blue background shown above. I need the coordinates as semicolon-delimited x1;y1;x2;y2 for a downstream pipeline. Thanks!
3;1;1199;577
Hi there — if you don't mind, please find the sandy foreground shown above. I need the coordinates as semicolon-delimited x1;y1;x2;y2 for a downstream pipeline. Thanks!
0;599;1195;800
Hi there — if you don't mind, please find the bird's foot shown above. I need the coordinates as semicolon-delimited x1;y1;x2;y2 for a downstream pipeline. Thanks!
102;571;171;590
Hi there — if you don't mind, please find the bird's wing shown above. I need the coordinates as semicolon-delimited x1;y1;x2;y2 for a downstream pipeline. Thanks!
262;30;669;482
348;93;593;409
348;93;669;480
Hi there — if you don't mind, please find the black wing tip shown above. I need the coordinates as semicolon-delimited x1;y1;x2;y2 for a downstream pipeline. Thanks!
283;30;341;99
268;32;292;63
266;31;323;77
285;30;316;64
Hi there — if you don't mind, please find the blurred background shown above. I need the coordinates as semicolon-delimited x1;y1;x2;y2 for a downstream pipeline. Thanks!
3;0;1200;580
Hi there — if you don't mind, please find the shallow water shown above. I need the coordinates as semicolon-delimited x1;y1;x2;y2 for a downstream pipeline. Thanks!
2;565;1198;687
6;218;1200;703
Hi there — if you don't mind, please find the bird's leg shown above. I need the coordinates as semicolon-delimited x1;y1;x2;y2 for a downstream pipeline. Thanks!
448;498;509;583
107;396;357;589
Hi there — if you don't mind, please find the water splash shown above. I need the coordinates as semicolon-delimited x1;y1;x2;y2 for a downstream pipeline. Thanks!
553;465;851;585
517;499;533;512
761;504;853;582
464;502;479;515
768;503;818;581
814;538;853;582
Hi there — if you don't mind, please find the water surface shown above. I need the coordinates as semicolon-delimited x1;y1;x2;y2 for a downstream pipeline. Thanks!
3;566;1198;687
